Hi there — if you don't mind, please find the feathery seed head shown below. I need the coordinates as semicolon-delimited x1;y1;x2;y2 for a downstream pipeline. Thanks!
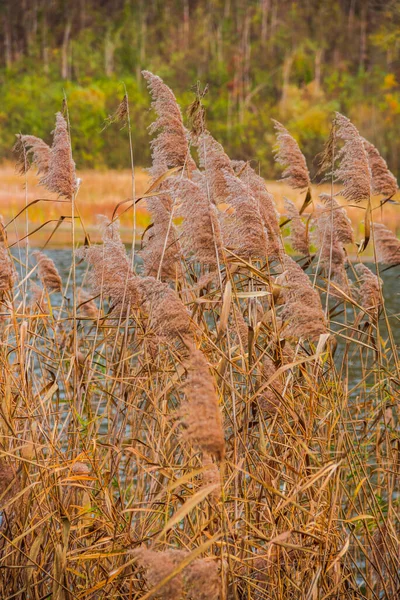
272;120;311;191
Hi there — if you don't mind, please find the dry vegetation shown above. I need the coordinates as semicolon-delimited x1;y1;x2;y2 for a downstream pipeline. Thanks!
0;72;399;600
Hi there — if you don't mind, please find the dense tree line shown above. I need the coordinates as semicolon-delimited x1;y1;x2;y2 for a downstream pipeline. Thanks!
0;0;399;174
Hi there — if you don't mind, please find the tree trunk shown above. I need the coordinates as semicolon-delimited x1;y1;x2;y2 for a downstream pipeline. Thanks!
281;53;293;110
314;48;324;95
261;0;270;43
183;0;189;49
4;12;12;68
105;30;115;77
359;3;368;70
41;7;49;73
61;20;72;80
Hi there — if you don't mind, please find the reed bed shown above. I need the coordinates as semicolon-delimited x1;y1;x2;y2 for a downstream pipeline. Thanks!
0;73;399;600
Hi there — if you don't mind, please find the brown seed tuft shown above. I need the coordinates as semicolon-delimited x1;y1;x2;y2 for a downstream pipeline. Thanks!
33;251;62;293
40;112;77;199
183;345;225;460
284;198;309;255
362;138;398;197
142;70;196;174
334;113;371;204
272;120;311;191
355;263;382;320
223;171;268;259
172;177;223;268
373;223;400;265
13;134;51;175
197;131;235;204
280;255;327;339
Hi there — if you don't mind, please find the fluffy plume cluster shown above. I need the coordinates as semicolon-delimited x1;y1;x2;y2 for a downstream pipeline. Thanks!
134;548;220;600
40;113;77;199
202;453;222;501
137;277;192;343
334;113;371;203
142;70;196;175
197;131;235;204
15;113;77;199
272;120;311;191
280;255;327;339
284;198;309;255
77;217;140;314
77;288;98;320
33;251;62;293
312;205;349;294
258;356;283;414
363;138;398;197
173;178;223;268
373;223;400;265
183;345;225;460
13;134;51;175
79;219;191;342
235;161;282;257
223;172;268;259
141;195;182;281
355;263;382;320
0;245;15;295
319;194;354;244
29;281;48;314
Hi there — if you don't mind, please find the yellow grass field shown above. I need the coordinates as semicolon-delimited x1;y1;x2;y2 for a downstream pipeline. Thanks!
1;164;398;248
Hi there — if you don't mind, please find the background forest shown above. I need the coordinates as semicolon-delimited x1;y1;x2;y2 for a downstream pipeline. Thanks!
1;0;400;174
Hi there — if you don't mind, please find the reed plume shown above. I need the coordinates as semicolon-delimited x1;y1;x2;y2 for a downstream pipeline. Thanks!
223;172;268;259
312;205;347;279
362;138;398;197
13;134;51;175
355;263;382;320
258;356;283;414
281;300;327;340
184;558;220;600
142;70;196;174
234;161;281;236
202;453;222;501
183;345;225;460
0;246;15;294
77;216;139;313
40;112;77;199
197;131;235;204
137;277;192;343
33;251;62;293
319;194;354;244
334;113;371;203
172;177;223;268
373;223;400;265
141;195;182;281
280;255;327;339
235;161;282;257
134;548;220;600
29;281;48;314
77;288;98;319
272;120;311;191
133;548;186;599
284;198;309;255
